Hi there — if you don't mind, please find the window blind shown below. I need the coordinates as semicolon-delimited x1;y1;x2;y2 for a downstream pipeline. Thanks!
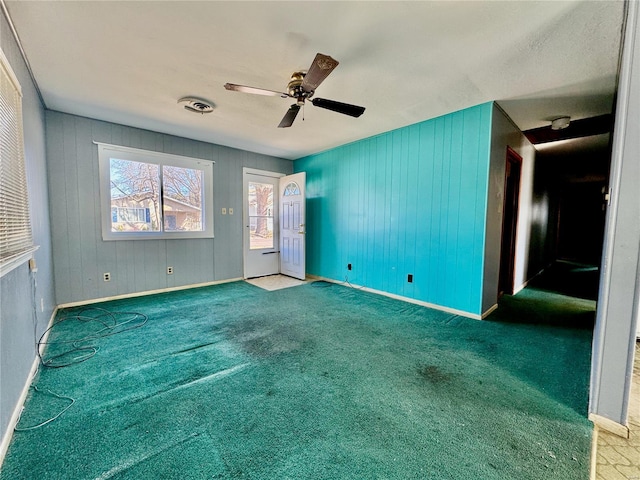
0;49;34;274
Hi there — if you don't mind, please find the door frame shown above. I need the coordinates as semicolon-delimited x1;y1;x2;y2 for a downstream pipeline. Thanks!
498;147;523;296
242;168;285;279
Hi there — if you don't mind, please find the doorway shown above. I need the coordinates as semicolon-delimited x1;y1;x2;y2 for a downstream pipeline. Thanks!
242;168;306;280
498;147;522;296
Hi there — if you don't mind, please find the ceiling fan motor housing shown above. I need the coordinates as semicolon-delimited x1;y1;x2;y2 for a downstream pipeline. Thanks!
287;72;312;105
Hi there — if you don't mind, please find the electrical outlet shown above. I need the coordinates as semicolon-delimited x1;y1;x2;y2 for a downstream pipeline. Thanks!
221;208;227;215
407;274;413;283
167;266;174;275
348;263;352;270
103;272;111;282
228;208;234;215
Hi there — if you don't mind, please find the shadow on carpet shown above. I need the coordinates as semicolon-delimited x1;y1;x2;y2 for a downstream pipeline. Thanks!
1;281;593;479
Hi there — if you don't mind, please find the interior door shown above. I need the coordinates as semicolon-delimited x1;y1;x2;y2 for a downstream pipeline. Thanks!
243;169;283;279
279;172;306;280
498;147;522;296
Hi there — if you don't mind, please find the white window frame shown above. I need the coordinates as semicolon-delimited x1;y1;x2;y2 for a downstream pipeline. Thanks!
97;143;214;240
0;48;37;278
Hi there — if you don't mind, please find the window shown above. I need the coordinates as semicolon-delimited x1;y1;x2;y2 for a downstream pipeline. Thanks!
283;182;300;196
247;181;274;250
0;49;36;277
98;143;214;240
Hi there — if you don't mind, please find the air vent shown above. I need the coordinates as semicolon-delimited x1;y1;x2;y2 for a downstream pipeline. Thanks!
178;96;215;114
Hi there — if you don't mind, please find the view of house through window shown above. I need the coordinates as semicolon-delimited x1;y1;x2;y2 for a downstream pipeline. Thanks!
109;158;161;232
162;165;203;232
98;144;213;240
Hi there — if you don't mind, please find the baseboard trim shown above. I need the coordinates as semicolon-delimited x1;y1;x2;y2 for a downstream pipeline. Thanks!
481;303;499;319
588;413;630;438
0;306;58;466
57;278;243;309
306;275;480;320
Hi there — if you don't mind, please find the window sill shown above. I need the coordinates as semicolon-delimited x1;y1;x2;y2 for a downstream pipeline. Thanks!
0;246;39;278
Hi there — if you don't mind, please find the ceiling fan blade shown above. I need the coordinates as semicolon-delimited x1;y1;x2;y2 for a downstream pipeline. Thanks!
301;53;339;93
278;104;301;128
311;98;365;118
224;83;288;98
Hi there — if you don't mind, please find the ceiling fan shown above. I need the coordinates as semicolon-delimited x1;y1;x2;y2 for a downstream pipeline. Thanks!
224;53;366;128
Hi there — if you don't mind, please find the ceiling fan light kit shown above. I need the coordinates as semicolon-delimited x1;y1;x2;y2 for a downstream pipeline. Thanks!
224;53;365;128
551;116;571;130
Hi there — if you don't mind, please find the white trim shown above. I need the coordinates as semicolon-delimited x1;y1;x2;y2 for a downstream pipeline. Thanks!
242;167;285;179
589;413;630;439
306;275;482;320
0;305;58;465
512;279;529;295
589;0;637;423
481;303;499;319
97;142;214;241
0;47;21;96
57;278;242;309
0;245;38;278
93;141;216;166
242;168;285;280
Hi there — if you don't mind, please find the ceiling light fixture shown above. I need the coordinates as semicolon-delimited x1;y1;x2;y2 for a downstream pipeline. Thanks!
178;96;215;114
550;116;571;130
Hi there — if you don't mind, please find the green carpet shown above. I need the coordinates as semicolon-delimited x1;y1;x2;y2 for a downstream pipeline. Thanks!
1;281;594;479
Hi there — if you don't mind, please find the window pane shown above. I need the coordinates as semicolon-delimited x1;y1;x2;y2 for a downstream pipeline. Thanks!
162;165;204;232
109;158;160;232
248;182;273;250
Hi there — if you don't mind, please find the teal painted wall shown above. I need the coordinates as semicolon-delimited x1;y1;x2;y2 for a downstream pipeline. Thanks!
295;103;493;315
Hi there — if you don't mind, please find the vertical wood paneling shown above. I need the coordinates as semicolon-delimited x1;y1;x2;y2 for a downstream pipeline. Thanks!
46;112;292;304
295;103;493;315
62;114;84;301
74;116;99;300
46;112;70;302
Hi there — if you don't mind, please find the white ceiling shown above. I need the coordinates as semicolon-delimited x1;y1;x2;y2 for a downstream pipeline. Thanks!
5;1;625;160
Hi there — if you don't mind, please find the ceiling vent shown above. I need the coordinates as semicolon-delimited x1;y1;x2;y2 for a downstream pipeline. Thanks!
178;96;215;114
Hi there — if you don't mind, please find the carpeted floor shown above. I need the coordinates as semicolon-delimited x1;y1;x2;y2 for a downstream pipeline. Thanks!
1;280;595;479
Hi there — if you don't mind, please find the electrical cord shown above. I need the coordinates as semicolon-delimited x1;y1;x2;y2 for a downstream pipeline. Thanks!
37;307;148;368
14;307;147;432
342;276;366;290
311;277;366;289
14;385;76;432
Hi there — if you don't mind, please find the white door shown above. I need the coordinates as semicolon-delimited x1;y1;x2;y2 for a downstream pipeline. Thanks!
243;169;283;278
279;172;306;280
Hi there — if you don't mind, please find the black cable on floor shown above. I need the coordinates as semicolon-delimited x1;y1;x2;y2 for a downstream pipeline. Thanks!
38;307;148;368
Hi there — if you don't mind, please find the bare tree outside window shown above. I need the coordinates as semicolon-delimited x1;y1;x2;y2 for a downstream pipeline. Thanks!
110;159;160;231
248;182;274;249
162;166;203;231
109;160;204;232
